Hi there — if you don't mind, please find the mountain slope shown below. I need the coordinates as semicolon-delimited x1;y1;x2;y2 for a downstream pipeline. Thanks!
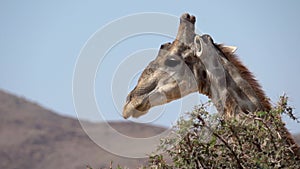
0;90;165;169
1;90;300;169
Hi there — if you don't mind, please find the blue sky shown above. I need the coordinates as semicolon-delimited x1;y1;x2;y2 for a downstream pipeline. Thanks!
1;1;300;133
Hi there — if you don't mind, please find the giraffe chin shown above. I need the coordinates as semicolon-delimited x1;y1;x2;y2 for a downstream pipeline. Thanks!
122;101;149;119
122;87;171;119
123;82;193;119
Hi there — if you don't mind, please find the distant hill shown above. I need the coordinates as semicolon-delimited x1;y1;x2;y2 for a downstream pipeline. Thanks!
0;90;166;169
1;90;300;169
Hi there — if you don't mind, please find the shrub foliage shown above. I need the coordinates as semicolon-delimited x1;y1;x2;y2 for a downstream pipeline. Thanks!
93;96;300;169
148;96;300;169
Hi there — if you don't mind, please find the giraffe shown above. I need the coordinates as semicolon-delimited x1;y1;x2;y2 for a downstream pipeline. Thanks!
122;13;300;157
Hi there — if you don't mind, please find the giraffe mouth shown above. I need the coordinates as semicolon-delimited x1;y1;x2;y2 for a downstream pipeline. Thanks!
122;100;149;119
122;81;182;119
123;94;153;119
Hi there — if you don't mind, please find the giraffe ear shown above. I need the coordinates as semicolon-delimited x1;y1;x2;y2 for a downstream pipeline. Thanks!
222;45;237;53
194;35;202;57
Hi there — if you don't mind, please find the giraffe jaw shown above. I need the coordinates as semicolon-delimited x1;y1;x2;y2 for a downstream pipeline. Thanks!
122;101;149;119
122;82;178;119
122;79;198;119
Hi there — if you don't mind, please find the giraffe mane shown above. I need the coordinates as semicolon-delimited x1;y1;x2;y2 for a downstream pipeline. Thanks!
216;44;272;111
217;44;300;156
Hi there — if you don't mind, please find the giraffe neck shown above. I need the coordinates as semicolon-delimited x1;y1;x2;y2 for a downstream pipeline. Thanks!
198;48;270;117
191;34;300;158
197;50;300;157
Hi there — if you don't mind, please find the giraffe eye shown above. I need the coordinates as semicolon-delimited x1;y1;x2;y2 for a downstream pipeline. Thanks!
165;58;181;67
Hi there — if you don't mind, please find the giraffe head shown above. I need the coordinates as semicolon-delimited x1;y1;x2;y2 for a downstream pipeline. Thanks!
122;13;238;119
123;13;198;119
123;40;199;119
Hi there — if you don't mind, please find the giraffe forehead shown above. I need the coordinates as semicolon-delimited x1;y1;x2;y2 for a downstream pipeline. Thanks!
156;47;182;61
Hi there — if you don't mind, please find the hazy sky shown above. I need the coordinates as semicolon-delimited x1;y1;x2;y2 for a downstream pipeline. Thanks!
1;1;300;133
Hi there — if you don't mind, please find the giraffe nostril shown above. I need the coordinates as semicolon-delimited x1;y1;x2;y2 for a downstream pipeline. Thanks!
126;94;132;103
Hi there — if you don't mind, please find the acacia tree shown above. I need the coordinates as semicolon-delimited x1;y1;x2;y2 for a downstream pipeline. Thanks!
92;96;300;169
148;96;300;169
